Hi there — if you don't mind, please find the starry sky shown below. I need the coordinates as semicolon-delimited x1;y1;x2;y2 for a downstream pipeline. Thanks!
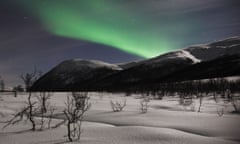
0;0;240;87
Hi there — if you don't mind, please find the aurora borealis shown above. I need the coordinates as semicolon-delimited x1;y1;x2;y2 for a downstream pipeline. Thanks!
16;0;179;58
0;0;240;86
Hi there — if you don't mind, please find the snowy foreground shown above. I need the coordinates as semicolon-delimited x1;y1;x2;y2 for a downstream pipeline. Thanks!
0;92;240;144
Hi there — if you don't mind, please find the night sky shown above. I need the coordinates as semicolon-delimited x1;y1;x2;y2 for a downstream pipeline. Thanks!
0;0;240;87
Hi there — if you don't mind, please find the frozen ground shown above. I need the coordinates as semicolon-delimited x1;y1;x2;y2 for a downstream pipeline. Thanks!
0;92;239;144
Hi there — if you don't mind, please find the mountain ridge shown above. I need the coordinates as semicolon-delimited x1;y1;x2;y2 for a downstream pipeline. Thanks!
31;36;240;91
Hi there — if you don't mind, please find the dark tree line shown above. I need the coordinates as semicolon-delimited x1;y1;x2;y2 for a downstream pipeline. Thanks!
122;78;240;113
124;78;239;96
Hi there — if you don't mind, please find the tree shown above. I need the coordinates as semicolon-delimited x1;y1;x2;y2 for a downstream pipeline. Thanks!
3;92;37;130
4;92;56;131
64;92;91;142
227;89;240;113
0;76;4;91
20;68;41;91
5;68;42;130
36;92;54;130
37;92;52;113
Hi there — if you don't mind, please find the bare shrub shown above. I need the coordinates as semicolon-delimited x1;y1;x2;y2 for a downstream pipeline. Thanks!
8;69;41;130
37;92;52;113
180;96;194;111
217;106;224;117
140;97;150;113
3;93;37;130
190;100;196;112
64;92;91;142
20;68;41;92
197;94;204;112
47;106;56;129
36;92;52;130
4;92;55;131
223;89;240;113
37;93;55;130
38;105;56;130
110;99;126;112
179;93;189;105
26;92;36;130
155;91;165;100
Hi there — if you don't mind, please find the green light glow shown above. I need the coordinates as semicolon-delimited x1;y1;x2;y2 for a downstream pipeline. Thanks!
17;0;187;58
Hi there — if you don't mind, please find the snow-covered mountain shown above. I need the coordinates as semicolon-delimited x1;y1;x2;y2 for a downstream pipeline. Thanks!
31;59;122;91
31;36;240;91
119;36;240;69
161;54;240;82
184;36;240;61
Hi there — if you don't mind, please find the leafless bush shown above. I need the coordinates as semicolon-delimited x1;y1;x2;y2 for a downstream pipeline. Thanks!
110;99;126;112
197;94;204;112
179;93;188;105
140;97;150;113
217;106;224;117
155;91;164;100
36;92;52;130
180;96;194;111
26;92;36;130
230;97;240;113
6;69;42;130
4;92;55;131
36;92;52;113
190;100;196;112
20;68;41;92
3;93;37;130
38;103;55;130
63;92;91;142
47;106;56;129
226;90;240;113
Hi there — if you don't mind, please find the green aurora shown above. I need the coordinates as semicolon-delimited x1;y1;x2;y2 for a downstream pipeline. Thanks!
16;0;190;58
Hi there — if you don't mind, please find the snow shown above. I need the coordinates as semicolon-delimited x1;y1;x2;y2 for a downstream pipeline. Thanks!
181;50;201;63
139;50;201;66
71;59;123;70
0;92;240;144
184;37;240;61
54;59;122;79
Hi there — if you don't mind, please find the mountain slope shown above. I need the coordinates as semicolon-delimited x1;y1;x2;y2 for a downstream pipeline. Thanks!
95;37;240;91
31;59;122;91
184;36;240;61
161;54;240;82
31;36;240;91
94;50;198;90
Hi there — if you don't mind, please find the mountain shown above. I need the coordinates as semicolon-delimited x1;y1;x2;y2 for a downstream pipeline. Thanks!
161;54;240;82
31;59;122;91
94;37;240;90
31;36;240;91
184;36;240;61
94;50;199;90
